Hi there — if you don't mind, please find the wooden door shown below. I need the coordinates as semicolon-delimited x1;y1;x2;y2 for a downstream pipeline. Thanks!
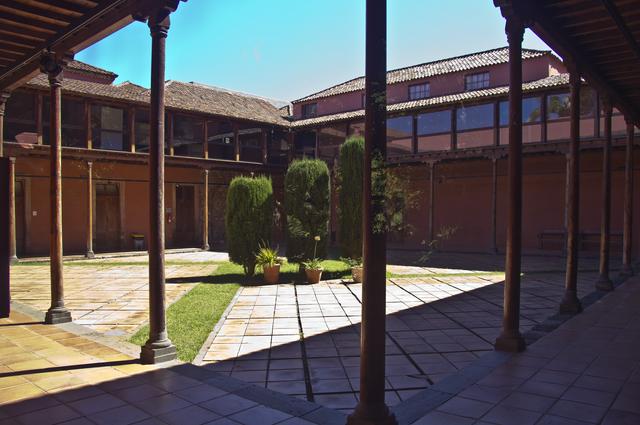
15;180;25;256
95;183;120;252
175;185;195;247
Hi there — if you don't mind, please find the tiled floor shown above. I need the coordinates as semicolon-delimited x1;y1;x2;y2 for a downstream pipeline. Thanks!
10;252;221;336
0;310;329;425
411;275;640;425
198;268;600;412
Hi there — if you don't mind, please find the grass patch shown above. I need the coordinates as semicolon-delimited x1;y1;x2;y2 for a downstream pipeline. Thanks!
14;260;227;267
386;271;504;279
130;282;238;362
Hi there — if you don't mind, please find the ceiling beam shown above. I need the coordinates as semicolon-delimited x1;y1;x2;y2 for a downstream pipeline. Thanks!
601;0;640;63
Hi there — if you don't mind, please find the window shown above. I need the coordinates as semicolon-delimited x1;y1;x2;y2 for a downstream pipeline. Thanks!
457;103;494;131
417;110;451;135
173;115;204;157
294;131;316;158
135;109;150;153
465;72;490;91
238;127;263;162
387;115;413;156
547;93;571;120
91;105;125;151
268;129;289;165
301;103;317;118
409;83;430;100
499;97;542;126
207;119;235;160
43;97;85;148
318;124;347;165
4;92;37;144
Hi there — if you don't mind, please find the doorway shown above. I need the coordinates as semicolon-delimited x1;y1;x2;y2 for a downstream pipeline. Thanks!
95;183;121;252
175;184;196;247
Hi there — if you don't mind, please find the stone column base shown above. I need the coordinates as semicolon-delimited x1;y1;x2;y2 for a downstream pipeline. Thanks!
347;403;397;425
495;333;526;352
596;276;614;291
141;342;177;364
45;307;72;324
559;291;582;314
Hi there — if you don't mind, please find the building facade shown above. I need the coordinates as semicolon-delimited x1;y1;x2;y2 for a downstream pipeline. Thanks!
3;47;639;258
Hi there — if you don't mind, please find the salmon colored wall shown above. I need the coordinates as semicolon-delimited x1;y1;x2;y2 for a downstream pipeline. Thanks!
293;55;565;118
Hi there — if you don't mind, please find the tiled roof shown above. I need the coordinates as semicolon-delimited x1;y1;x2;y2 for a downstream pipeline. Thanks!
293;47;551;104
164;81;289;125
67;60;118;79
24;76;290;126
291;74;570;128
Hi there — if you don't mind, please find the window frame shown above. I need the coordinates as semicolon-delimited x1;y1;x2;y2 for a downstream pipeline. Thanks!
408;82;431;101
464;72;490;91
301;102;318;119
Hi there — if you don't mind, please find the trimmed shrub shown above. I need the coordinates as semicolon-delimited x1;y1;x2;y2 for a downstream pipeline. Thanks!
338;136;364;259
285;159;330;262
225;176;273;275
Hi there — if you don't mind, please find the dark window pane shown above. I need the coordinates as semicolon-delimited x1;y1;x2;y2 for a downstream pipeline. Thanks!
4;92;37;143
417;110;451;135
387;115;413;156
409;83;430;100
238;128;262;162
465;72;490;91
135;109;150;153
302;103;317;118
43;98;85;147
207;120;235;160
457;103;493;131
547;93;570;120
318;124;346;165
268;129;289;165
173;115;203;157
92;105;124;151
294;131;316;159
499;97;542;126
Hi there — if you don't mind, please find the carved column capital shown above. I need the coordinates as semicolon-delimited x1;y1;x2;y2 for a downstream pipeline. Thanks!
0;92;10;116
133;0;182;35
40;52;71;86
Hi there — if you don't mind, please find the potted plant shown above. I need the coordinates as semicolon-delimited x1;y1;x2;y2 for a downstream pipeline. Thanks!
255;244;282;284
342;257;363;283
301;236;323;284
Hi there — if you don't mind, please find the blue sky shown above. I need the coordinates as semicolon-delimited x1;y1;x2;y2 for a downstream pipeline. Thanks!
77;1;551;102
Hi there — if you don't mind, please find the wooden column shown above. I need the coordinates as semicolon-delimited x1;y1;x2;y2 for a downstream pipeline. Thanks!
41;53;71;324
8;158;17;263
596;100;614;291
129;107;136;152
428;161;436;242
348;1;396;424
85;101;92;149
140;4;178;364
86;161;94;259
262;129;268;164
495;14;525;352
233;123;240;161
36;94;43;145
202;169;209;251
0;158;9;318
490;157;498;254
560;71;582;313
621;119;635;276
0;93;9;158
202;119;208;159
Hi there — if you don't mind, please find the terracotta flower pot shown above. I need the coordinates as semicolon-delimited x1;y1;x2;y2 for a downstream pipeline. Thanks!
351;266;363;283
305;268;323;284
263;264;280;284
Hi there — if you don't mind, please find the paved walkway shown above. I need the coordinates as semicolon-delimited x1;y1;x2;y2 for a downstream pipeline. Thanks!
9;252;221;337
198;270;599;412
408;275;640;425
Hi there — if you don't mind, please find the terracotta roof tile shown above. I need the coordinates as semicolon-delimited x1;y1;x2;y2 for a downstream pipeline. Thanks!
67;60;118;78
293;47;551;104
291;74;570;127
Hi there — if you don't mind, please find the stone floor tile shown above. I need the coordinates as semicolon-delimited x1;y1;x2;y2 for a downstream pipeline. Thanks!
199;393;258;416
412;410;475;425
481;404;543;425
85;405;150;425
229;406;291;425
157;404;221;425
548;400;608;424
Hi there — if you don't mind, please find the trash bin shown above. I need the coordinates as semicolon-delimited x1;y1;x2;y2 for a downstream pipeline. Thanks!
131;233;145;251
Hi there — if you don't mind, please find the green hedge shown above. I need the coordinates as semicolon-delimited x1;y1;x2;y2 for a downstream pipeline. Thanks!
225;176;273;275
338;136;364;259
285;159;330;262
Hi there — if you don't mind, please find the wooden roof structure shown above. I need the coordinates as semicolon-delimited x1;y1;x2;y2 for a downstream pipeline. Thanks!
497;0;640;125
0;0;137;91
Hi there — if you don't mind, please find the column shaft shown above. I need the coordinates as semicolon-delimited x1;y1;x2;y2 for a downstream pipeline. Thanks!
86;162;94;258
491;157;498;254
621;120;635;276
495;16;526;352
9;158;17;263
596;103;614;291
560;72;582;313
348;0;396;424
202;169;209;251
141;11;177;364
